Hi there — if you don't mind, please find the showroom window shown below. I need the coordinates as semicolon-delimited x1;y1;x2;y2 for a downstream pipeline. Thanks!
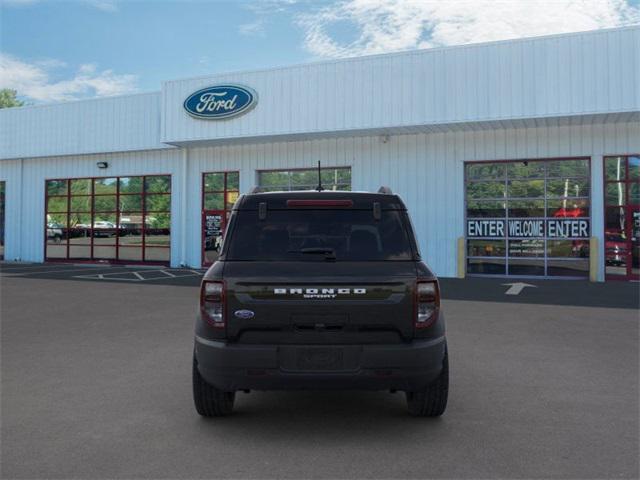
257;167;351;192
465;158;591;277
0;181;4;260
45;175;171;263
202;171;239;266
603;155;639;280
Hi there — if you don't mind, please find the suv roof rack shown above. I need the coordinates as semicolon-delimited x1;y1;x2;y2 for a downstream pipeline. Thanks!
377;186;393;194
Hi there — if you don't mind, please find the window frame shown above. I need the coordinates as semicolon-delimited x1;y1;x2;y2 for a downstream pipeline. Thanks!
464;157;592;278
44;174;171;264
0;181;5;260
256;166;351;192
201;171;240;266
603;154;640;281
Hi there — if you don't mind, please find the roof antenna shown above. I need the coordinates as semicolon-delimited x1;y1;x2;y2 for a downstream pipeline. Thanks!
316;160;324;192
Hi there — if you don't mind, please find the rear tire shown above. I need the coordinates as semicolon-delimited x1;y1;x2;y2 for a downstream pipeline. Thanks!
192;355;235;417
406;348;449;417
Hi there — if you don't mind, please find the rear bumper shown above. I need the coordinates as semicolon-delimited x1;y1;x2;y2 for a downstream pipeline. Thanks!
194;335;446;392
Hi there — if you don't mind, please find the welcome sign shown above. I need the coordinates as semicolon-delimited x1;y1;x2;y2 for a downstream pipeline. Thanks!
184;84;257;120
467;219;590;238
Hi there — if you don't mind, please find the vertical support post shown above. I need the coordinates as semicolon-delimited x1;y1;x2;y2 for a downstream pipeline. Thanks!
457;237;465;278
18;158;24;262
591;155;604;281
180;148;188;268
589;237;598;282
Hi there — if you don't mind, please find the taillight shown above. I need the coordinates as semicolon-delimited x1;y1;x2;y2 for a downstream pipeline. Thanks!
200;280;225;328
415;280;439;328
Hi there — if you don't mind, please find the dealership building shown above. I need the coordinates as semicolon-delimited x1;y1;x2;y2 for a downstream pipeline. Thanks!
0;26;638;281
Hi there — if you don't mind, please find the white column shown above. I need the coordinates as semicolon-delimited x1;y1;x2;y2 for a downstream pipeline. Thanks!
591;155;605;282
180;148;188;267
239;165;255;194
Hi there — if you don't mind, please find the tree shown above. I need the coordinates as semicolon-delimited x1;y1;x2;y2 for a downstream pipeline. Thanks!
0;89;25;109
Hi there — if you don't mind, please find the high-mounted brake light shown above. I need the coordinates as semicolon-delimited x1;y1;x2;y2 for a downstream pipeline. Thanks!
415;280;440;328
286;199;353;207
200;280;225;328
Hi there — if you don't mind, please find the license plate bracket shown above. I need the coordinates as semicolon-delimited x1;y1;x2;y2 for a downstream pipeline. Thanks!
296;347;344;371
279;346;361;372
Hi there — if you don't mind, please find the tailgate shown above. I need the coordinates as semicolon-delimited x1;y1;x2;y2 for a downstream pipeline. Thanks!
223;261;417;344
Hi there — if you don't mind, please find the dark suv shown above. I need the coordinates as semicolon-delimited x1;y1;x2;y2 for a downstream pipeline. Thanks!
193;188;448;417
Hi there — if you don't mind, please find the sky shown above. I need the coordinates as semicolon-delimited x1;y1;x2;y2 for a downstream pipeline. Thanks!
1;0;639;104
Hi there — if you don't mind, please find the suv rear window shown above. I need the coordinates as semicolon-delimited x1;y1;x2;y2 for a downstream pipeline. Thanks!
225;210;415;261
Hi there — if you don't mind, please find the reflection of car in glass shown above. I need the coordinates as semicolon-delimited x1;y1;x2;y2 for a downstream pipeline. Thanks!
118;215;148;236
204;235;222;252
69;223;91;238
193;189;448;417
46;223;63;243
93;221;116;237
605;231;627;266
571;240;589;258
553;207;585;218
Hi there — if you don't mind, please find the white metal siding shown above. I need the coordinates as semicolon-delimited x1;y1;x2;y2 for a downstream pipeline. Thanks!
1;27;637;161
0;149;182;264
162;27;640;145
1;121;638;278
0;159;22;260
0;92;169;160
182;121;639;278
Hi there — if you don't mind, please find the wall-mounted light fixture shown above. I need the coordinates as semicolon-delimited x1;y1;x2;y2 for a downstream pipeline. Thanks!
96;162;109;169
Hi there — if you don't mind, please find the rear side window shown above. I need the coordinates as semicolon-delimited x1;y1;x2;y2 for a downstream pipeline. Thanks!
226;210;415;261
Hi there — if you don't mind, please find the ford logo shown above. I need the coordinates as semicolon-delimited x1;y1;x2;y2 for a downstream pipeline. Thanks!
234;309;255;319
183;84;257;120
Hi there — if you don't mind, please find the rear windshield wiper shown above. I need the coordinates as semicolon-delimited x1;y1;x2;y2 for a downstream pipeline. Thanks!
287;247;337;260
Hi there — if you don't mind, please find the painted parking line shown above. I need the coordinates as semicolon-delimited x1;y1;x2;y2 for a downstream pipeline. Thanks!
73;269;204;282
0;265;135;276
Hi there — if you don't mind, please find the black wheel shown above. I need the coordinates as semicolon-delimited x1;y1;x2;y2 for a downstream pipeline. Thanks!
192;355;235;417
406;348;449;417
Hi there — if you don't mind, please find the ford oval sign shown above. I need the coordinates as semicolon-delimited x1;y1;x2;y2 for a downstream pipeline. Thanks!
183;84;257;120
234;310;255;320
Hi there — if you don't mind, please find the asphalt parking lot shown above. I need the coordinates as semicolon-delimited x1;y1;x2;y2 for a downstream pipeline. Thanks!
1;263;639;479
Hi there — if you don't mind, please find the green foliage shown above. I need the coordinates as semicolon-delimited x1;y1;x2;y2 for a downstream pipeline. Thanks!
145;176;171;193
0;89;24;109
258;168;351;191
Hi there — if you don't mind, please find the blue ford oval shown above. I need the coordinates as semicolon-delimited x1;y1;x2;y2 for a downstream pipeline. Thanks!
183;85;257;120
234;309;255;320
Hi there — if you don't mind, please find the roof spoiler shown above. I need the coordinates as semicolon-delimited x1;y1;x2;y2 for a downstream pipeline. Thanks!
248;186;393;194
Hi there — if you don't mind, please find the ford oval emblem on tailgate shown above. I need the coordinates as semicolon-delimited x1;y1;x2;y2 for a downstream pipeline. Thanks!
234;309;255;319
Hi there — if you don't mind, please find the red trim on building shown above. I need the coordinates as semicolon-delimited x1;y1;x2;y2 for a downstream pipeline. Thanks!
603;154;639;281
201;171;239;267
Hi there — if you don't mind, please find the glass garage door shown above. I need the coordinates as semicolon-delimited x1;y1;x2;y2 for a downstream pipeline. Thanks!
465;158;591;278
0;181;4;260
45;175;171;263
604;155;639;280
